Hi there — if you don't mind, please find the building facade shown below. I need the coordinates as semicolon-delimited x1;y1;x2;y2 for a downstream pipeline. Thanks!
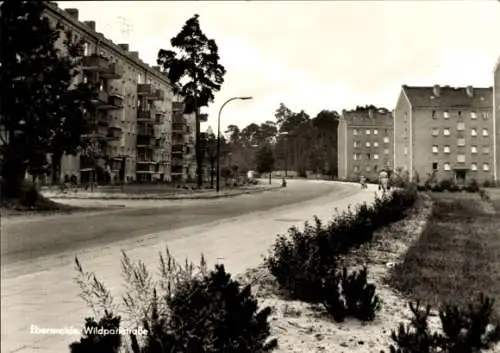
394;85;495;184
494;57;500;183
44;3;174;184
338;107;394;181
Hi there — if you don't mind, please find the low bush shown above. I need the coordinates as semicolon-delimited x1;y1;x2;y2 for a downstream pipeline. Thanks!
71;250;277;353
465;179;480;193
266;184;417;321
69;310;122;353
388;294;500;353
324;267;380;322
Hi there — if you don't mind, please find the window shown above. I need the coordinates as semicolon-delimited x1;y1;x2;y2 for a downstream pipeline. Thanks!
443;111;450;119
471;128;477;136
366;129;371;135
365;141;371;147
354;141;359;147
354;166;359;172
443;128;450;136
384;148;390;154
483;146;490;154
444;163;451;171
404;128;408;138
471;146;478;154
457;138;465;146
457;154;466;163
482;113;489;120
366;166;371;172
457;122;465;131
432;145;439;153
404;112;407;121
482;128;488;137
404;146;408;155
471;163;478;171
443;145;450;153
432;110;436;119
432;128;439;136
374;165;379;172
483;163;490;171
373;141;379;147
432;162;438;170
373;129;378;135
374;154;379;160
458;111;462;118
471;111;477;119
353;153;359;160
383;137;390;143
353;129;358;135
138;73;143;84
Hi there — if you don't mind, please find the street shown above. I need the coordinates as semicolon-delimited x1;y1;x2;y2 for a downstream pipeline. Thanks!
1;180;377;353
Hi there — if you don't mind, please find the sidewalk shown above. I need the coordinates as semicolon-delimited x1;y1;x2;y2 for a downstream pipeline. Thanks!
42;181;280;200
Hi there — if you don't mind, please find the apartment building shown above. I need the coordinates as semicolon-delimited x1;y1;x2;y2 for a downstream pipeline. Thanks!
44;3;174;184
494;56;500;182
338;107;394;181
394;85;495;184
170;100;206;182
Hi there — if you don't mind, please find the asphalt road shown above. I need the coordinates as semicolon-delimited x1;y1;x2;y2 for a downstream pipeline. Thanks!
1;180;355;265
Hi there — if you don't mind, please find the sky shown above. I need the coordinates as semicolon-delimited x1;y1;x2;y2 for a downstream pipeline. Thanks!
57;0;500;133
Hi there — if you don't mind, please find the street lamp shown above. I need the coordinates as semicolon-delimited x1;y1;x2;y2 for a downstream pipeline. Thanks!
280;131;289;177
216;96;253;192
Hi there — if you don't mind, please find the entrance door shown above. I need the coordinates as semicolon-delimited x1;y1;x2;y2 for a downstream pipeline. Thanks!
455;170;466;186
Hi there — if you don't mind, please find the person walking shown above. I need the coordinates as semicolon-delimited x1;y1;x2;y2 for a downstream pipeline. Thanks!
378;169;389;193
359;175;367;189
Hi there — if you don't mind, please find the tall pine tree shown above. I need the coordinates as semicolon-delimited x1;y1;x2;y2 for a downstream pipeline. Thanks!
157;14;226;188
0;0;93;199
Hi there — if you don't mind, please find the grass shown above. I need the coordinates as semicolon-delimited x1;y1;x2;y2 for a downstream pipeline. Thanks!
389;191;500;315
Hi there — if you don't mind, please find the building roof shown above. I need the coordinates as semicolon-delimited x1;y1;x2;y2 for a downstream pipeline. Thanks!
341;107;393;127
402;85;492;109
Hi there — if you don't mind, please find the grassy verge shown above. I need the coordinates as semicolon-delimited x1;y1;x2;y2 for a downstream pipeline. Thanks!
388;191;500;315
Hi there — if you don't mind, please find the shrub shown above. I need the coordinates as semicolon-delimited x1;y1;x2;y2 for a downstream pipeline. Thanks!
465;179;480;193
73;250;277;353
389;294;500;353
136;264;277;353
336;267;380;322
438;178;458;192
69;310;122;353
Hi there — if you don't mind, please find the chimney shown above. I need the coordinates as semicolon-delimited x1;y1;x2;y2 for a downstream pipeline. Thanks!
83;21;96;31
118;44;129;51
129;51;139;59
433;85;440;97
65;8;79;21
466;85;474;98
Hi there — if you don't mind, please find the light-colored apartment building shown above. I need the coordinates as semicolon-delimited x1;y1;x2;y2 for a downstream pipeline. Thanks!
394;85;495;184
338;107;394;182
494;56;500;183
44;3;175;184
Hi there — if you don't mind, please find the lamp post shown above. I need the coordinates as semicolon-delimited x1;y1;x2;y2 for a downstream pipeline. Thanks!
280;131;289;177
216;96;253;192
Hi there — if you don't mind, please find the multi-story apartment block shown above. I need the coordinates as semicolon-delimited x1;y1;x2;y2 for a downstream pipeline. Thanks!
338;107;394;181
494;56;500;182
170;100;205;182
394;85;495;184
43;3;174;184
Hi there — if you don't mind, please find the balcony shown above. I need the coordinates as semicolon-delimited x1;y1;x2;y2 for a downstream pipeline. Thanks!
172;123;186;133
171;165;183;175
137;136;155;148
136;155;155;164
82;55;109;73
91;90;109;107
171;158;184;167
137;125;154;136
172;145;184;154
101;63;123;79
108;93;124;109
107;127;121;140
136;163;155;173
137;110;153;122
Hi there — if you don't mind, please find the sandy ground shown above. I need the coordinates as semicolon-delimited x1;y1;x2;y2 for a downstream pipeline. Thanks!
236;194;500;353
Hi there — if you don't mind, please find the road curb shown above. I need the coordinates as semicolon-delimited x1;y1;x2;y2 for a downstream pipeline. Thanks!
43;185;282;201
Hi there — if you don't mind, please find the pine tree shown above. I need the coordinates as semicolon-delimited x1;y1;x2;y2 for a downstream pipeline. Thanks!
157;14;226;189
0;0;93;199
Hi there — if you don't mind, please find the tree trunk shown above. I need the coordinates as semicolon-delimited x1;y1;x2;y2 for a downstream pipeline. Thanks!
51;152;62;185
1;156;27;200
269;172;271;185
210;160;215;188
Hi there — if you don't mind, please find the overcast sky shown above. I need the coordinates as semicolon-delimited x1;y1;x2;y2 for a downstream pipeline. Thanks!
57;1;500;132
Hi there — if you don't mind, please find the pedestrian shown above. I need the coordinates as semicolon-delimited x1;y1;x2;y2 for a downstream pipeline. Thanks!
281;177;287;188
379;169;389;193
359;175;367;189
